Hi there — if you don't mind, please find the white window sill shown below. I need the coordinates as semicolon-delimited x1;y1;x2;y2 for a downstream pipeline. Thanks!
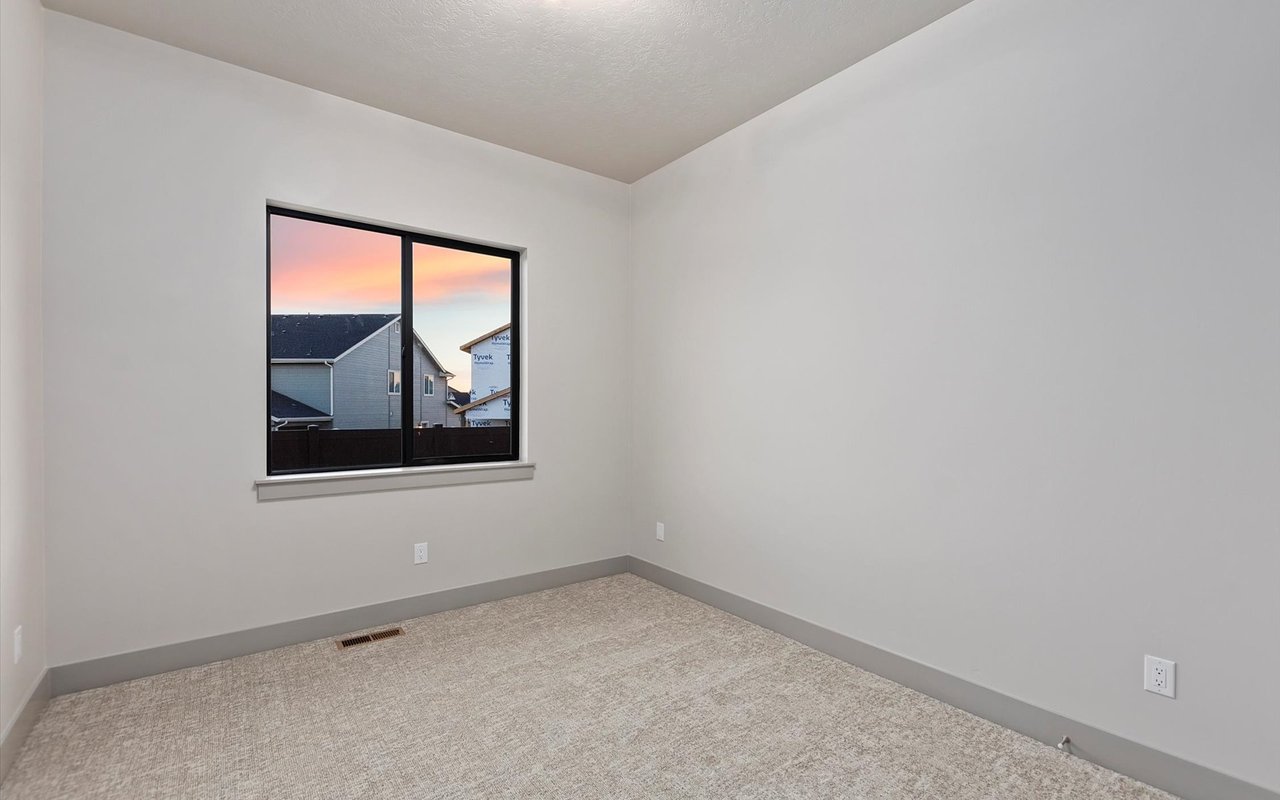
255;461;535;500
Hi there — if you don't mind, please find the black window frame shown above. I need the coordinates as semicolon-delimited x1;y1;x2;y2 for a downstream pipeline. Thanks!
266;206;521;475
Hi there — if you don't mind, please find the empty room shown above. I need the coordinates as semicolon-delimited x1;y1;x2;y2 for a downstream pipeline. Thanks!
1;0;1277;798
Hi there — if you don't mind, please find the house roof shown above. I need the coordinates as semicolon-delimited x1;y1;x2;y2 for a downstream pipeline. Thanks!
459;323;512;353
270;314;398;359
446;387;469;408
269;390;331;421
452;387;511;414
269;314;453;377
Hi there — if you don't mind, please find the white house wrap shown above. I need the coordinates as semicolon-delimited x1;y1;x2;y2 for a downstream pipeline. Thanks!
455;324;513;427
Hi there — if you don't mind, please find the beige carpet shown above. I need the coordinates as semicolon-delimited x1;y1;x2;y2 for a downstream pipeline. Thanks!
3;575;1175;799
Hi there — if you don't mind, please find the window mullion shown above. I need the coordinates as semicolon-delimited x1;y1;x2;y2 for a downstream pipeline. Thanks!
400;236;414;466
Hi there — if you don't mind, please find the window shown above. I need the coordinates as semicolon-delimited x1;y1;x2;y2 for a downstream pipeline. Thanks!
267;207;519;474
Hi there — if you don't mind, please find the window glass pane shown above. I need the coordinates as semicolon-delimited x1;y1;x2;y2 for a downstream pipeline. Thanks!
411;242;514;458
388;370;401;395
269;213;403;471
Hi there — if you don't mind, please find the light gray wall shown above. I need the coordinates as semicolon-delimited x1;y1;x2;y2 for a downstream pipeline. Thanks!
43;13;631;666
331;323;399;429
630;0;1279;792
270;363;331;415
0;0;48;740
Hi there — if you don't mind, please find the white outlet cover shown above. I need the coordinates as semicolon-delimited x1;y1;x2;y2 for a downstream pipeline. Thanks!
1144;655;1176;698
656;522;665;541
413;542;429;564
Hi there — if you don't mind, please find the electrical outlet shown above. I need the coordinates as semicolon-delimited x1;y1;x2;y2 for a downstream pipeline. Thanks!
1144;655;1176;698
656;522;665;542
413;542;429;565
13;625;22;664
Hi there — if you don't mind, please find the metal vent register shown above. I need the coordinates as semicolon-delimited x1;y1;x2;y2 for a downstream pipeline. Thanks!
336;627;404;649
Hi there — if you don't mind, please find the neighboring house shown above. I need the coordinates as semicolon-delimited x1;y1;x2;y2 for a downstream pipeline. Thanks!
454;323;512;427
270;314;453;430
445;387;469;427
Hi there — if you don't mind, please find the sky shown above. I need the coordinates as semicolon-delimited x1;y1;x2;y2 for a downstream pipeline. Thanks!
270;215;511;390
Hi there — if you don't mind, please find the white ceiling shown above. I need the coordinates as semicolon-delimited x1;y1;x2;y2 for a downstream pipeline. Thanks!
42;0;971;182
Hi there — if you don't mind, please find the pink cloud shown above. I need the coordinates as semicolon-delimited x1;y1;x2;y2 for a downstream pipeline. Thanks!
269;217;510;312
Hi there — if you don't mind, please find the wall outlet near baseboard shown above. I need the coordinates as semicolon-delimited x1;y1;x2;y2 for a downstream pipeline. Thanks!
413;542;429;564
13;625;22;664
1144;655;1176;698
656;522;665;541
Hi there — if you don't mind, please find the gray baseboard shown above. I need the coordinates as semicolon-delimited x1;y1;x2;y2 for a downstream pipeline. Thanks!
0;670;51;786
626;557;1277;800
51;556;630;696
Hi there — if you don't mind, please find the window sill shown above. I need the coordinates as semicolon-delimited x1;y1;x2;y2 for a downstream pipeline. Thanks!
255;461;535;500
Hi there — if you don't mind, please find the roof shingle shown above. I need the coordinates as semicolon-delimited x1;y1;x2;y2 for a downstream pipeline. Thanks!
269;390;330;420
270;314;398;359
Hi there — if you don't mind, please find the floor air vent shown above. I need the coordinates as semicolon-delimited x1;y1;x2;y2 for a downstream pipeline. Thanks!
336;627;404;650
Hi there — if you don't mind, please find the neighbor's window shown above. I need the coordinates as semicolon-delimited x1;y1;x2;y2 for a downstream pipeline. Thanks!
267;207;519;474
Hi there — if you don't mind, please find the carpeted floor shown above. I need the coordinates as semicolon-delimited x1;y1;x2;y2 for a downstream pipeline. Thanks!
3;574;1175;799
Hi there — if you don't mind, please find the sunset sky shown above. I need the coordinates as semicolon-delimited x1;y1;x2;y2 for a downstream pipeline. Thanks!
270;215;511;390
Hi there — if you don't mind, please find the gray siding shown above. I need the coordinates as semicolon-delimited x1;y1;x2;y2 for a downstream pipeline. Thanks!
330;322;452;429
270;364;330;414
332;323;399;429
412;346;450;428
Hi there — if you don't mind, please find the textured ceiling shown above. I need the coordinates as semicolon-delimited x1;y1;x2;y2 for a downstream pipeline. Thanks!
42;0;972;182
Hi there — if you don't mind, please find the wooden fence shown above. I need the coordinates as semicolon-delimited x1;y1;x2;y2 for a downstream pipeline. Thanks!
270;426;512;471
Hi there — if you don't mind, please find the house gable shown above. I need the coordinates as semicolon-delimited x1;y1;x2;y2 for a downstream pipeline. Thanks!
269;314;454;430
